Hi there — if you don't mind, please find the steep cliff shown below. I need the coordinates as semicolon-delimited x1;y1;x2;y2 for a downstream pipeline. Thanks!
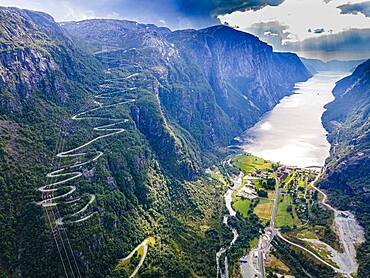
0;8;205;277
1;8;311;278
0;8;101;114
320;59;370;277
63;20;311;155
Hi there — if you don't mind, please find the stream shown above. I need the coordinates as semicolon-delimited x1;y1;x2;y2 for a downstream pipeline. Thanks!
216;172;243;278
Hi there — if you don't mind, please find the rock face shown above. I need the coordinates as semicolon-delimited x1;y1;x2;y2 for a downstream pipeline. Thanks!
300;57;365;74
0;8;311;278
0;8;101;114
320;59;370;277
62;20;311;152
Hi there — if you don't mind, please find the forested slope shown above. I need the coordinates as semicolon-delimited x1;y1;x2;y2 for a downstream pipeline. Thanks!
0;7;311;277
320;59;370;277
63;20;311;158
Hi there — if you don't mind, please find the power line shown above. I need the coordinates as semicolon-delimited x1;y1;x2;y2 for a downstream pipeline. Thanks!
53;127;81;277
42;127;70;278
40;44;136;277
44;205;69;278
43;123;78;278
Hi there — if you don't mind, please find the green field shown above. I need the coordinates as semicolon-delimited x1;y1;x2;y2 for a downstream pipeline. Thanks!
298;180;305;188
232;154;274;174
250;179;263;190
283;172;295;186
233;198;251;218
275;194;300;228
207;166;227;186
254;198;273;220
296;229;318;239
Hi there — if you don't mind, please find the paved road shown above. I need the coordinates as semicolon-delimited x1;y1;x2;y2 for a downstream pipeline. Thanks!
272;172;341;274
258;173;280;277
258;251;264;278
311;182;363;275
274;171;362;277
270;175;280;229
118;238;150;278
276;231;339;271
241;170;280;278
37;74;136;225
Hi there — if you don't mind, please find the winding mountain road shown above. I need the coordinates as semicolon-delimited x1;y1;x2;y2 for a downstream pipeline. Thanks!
310;182;364;275
276;231;339;271
37;74;136;225
118;238;151;278
275;172;364;277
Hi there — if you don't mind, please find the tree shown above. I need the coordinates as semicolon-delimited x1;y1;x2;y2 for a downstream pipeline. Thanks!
286;205;292;212
257;190;268;198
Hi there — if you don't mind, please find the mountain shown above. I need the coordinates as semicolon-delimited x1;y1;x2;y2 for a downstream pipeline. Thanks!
320;59;370;277
62;20;311;156
0;7;311;278
300;57;365;74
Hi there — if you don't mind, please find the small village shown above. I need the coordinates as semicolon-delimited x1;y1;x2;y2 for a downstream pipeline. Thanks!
210;154;318;228
207;153;344;277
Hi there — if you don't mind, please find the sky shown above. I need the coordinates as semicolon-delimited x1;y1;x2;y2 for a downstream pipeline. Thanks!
0;0;284;28
1;0;369;60
219;0;370;60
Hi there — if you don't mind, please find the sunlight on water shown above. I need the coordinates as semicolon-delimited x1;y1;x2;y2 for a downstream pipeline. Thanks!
241;72;349;168
260;122;272;130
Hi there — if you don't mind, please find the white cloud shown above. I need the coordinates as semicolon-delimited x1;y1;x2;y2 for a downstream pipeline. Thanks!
0;0;122;21
219;0;370;43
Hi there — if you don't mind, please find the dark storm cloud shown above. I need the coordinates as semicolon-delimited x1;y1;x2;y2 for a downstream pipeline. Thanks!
46;0;285;29
281;28;370;60
337;1;370;18
178;0;285;16
285;28;370;53
313;28;325;34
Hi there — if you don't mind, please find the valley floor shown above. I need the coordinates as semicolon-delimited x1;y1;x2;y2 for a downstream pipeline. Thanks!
208;153;364;278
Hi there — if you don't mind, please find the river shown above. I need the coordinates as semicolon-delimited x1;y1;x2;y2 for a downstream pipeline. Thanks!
240;72;349;168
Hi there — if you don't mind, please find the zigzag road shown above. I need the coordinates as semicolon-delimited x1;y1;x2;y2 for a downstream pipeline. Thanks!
37;73;136;225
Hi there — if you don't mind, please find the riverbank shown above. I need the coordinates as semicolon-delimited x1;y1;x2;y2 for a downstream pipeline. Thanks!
212;154;364;277
212;72;365;277
240;72;348;168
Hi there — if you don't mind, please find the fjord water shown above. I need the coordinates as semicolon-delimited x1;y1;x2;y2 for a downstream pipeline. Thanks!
241;72;348;168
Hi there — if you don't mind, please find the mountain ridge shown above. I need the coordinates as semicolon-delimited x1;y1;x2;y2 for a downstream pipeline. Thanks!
320;59;370;278
300;57;365;74
0;7;311;277
62;18;311;156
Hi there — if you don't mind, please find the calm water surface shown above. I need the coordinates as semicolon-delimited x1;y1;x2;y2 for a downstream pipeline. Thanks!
240;72;349;168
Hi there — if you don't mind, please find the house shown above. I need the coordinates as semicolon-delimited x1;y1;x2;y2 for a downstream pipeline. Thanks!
237;186;257;199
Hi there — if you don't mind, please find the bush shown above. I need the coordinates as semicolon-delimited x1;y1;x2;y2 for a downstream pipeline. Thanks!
257;190;268;198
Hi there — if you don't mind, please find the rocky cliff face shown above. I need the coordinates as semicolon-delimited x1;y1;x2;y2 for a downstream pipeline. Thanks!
165;26;310;146
0;8;101;114
63;20;311;154
320;59;370;277
0;9;311;278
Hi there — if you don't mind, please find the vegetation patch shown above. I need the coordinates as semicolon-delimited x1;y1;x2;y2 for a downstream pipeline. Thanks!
207;166;228;186
275;194;301;228
233;198;251;219
266;254;290;275
232;154;275;174
254;199;273;220
296;229;318;239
